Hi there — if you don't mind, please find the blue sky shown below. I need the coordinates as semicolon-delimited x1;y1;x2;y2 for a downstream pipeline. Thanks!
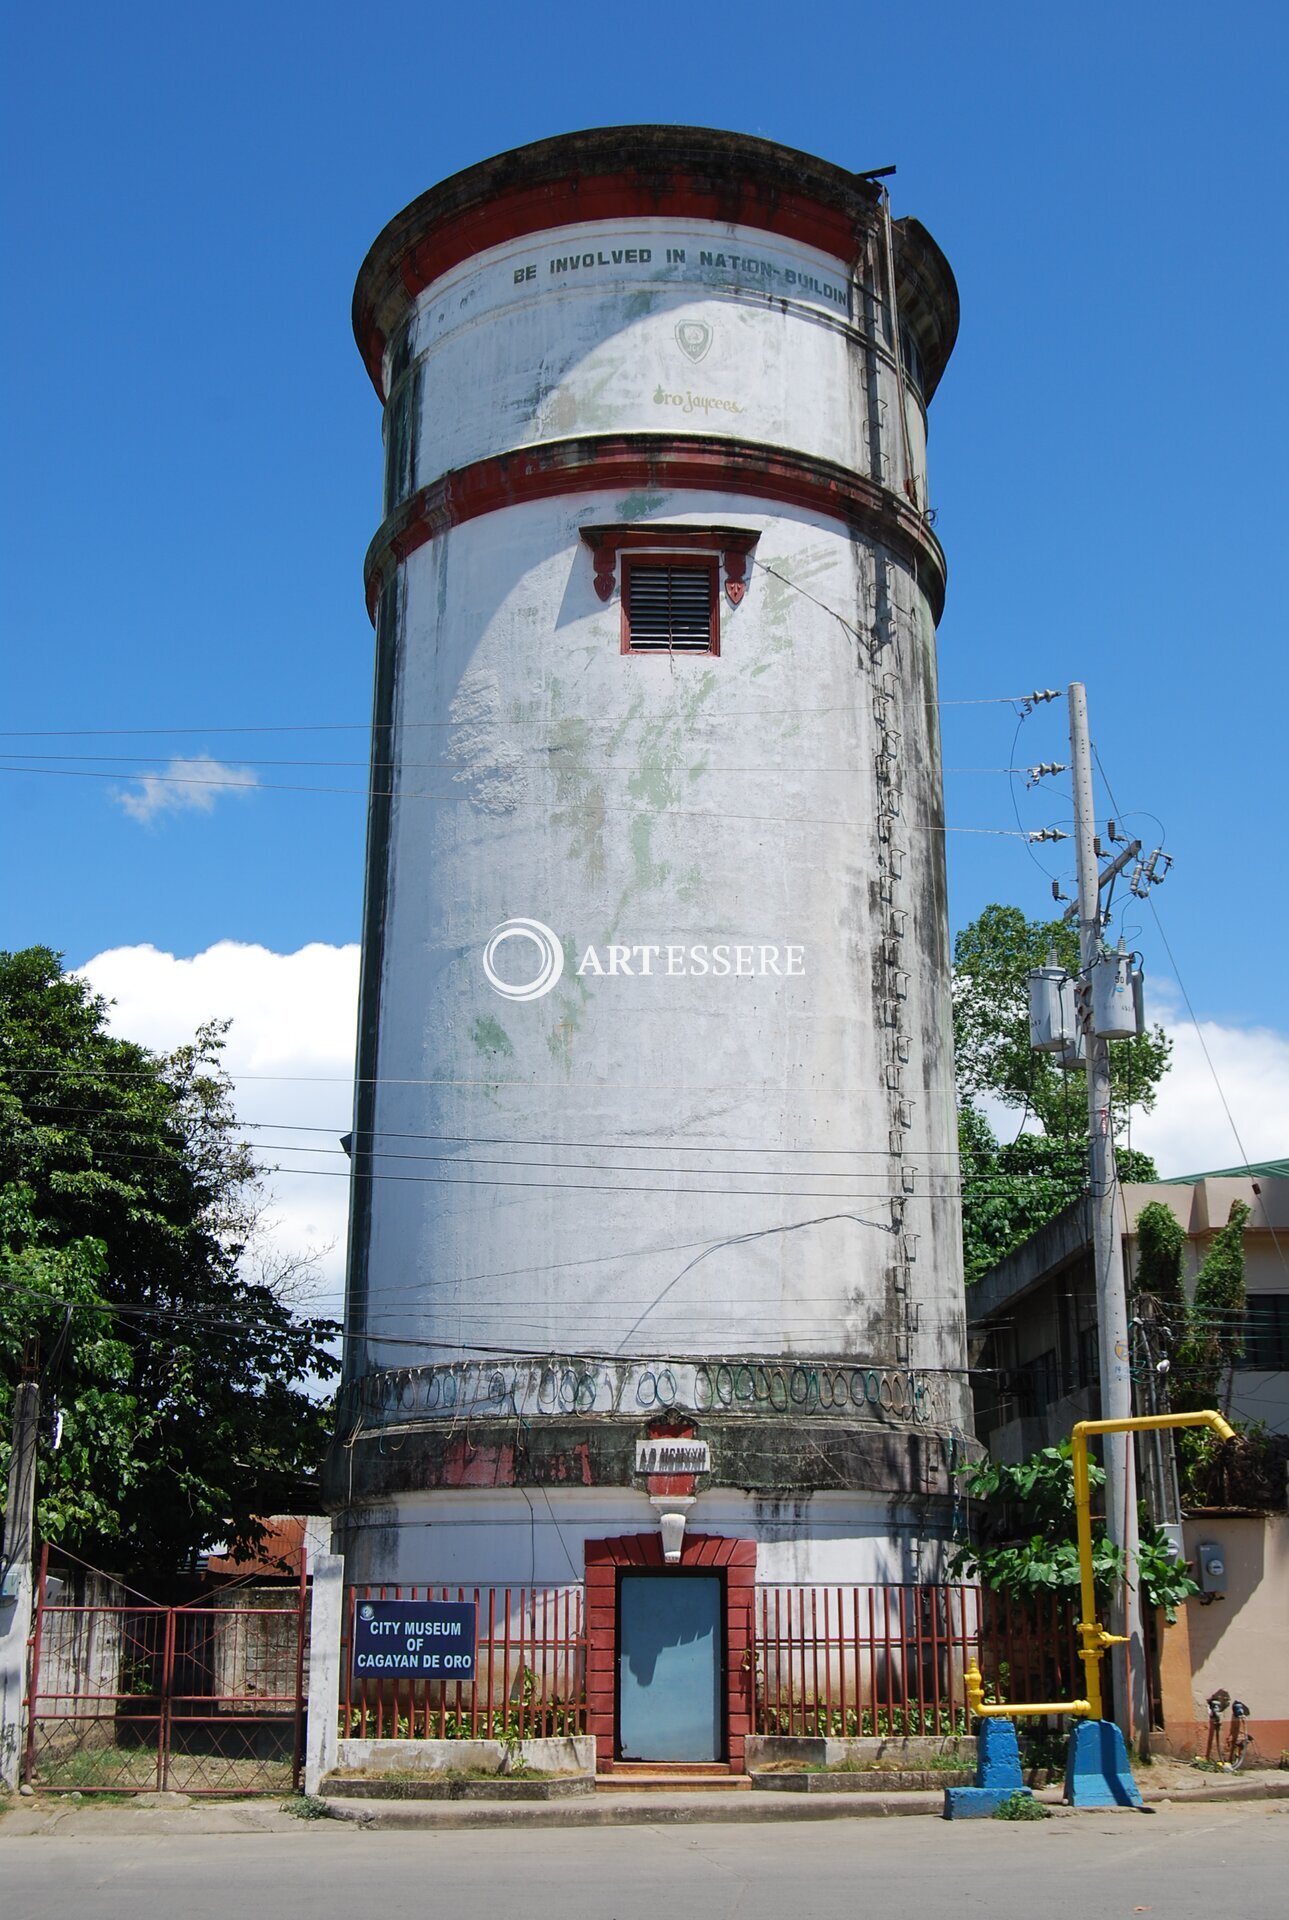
3;0;1285;1221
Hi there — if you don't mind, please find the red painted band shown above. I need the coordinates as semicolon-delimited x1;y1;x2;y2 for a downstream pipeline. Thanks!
362;434;947;623
357;171;876;399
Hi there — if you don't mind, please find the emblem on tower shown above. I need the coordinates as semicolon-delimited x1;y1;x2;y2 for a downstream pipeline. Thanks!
675;319;712;363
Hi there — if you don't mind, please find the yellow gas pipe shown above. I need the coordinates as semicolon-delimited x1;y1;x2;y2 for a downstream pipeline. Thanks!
963;1410;1235;1724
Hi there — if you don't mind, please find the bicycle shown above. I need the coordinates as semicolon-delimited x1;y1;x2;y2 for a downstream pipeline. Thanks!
1201;1691;1257;1771
1226;1698;1255;1770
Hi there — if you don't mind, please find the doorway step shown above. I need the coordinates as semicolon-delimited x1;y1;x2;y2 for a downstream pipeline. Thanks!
597;1762;750;1793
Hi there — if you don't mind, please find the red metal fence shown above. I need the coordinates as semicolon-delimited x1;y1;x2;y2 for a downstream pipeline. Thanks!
24;1554;309;1795
752;1584;1084;1736
338;1580;1086;1746
341;1585;586;1740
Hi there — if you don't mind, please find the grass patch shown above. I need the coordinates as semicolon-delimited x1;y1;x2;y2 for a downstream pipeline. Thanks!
992;1791;1050;1821
283;1793;333;1820
457;1763;550;1781
823;1752;968;1775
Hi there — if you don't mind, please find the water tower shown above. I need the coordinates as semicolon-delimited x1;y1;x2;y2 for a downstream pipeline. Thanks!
330;127;969;1770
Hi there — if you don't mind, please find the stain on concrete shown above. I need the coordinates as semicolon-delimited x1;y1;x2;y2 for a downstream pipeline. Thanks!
471;1015;514;1058
446;667;528;814
616;490;667;521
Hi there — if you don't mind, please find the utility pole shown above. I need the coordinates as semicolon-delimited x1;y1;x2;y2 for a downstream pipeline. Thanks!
1067;683;1147;1747
0;1381;40;1790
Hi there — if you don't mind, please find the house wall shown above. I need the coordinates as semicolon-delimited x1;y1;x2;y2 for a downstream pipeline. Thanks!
1159;1515;1289;1758
970;1176;1289;1453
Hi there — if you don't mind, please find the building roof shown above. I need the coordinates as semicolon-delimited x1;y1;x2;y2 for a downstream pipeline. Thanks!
1160;1157;1289;1184
203;1515;308;1580
967;1164;1288;1329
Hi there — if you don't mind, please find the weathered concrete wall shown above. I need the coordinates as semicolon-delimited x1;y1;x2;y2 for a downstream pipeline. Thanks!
334;129;968;1572
339;1488;959;1590
1184;1514;1289;1716
380;218;930;509
351;495;960;1385
334;1735;595;1777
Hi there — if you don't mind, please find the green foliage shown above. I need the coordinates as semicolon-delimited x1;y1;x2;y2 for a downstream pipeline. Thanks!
1177;1423;1288;1511
282;1794;334;1819
952;905;1170;1142
992;1789;1051;1820
960;1104;1158;1286
1135;1201;1187;1311
950;1443;1199;1622
0;946;340;1575
346;1699;585;1741
953;904;1167;1282
757;1704;972;1738
1136;1530;1202;1622
1173;1202;1250;1412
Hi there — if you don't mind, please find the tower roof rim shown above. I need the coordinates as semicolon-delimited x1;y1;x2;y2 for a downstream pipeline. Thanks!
352;126;958;403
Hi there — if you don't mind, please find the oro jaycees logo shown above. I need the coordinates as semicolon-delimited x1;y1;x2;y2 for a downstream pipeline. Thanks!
482;917;804;1003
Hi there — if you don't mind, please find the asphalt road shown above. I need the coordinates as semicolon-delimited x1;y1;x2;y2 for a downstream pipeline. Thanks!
2;1802;1287;1920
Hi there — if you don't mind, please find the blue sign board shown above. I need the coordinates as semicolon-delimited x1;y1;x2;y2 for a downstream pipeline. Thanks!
351;1599;477;1679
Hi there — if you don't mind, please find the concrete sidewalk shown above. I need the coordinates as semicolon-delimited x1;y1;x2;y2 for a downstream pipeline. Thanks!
2;1771;1286;1837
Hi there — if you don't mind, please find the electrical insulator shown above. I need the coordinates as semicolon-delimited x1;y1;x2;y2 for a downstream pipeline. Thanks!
1090;946;1141;1040
1028;965;1075;1053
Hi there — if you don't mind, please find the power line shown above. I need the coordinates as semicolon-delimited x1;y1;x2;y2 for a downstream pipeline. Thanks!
0;761;1040;836
0;749;1046;776
0;692;1056;740
13;1103;1017;1159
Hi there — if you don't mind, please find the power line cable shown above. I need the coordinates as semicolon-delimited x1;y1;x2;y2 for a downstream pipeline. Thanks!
0;692;1054;740
0;760;1043;837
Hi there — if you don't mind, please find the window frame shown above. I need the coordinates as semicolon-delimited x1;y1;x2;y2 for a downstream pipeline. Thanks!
579;523;759;664
1234;1294;1289;1371
619;551;721;658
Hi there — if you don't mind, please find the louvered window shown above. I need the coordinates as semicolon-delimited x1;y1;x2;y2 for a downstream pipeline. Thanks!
622;557;718;656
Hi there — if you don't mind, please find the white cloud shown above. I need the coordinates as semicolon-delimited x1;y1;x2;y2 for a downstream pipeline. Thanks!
76;941;360;1314
978;993;1288;1179
115;755;259;824
1131;993;1289;1178
71;945;1287;1319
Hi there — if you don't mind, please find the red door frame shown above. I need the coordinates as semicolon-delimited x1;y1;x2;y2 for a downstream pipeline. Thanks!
584;1532;757;1773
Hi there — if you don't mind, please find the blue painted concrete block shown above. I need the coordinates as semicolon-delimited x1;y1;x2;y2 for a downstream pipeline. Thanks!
943;1718;1034;1817
1064;1719;1143;1808
943;1784;1034;1819
976;1717;1025;1790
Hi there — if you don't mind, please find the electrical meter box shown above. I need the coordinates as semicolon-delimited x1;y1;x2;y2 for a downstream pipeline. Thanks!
1028;966;1075;1052
1091;948;1142;1040
1196;1540;1226;1597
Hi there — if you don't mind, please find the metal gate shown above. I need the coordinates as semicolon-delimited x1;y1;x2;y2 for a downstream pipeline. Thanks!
23;1550;308;1795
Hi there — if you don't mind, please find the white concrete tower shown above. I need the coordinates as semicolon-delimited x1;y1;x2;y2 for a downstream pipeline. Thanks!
331;129;968;1631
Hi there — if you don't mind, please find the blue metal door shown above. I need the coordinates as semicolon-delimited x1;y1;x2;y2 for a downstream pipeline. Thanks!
617;1574;722;1762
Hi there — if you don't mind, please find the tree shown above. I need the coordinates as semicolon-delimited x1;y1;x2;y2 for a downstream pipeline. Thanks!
0;946;339;1577
1134;1201;1186;1314
953;905;1170;1141
1173;1201;1250;1414
949;1442;1198;1622
954;905;1170;1280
